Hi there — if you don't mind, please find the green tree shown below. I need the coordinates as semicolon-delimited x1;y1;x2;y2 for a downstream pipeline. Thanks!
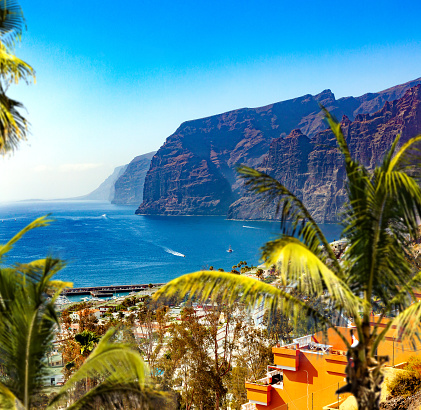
256;268;264;280
155;111;421;410
159;305;239;410
227;326;273;409
159;307;218;409
0;0;35;154
136;301;169;380
262;309;293;345
0;217;170;409
75;330;101;356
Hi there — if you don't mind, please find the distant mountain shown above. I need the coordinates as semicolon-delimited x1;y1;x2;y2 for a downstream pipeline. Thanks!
135;77;421;219
112;151;156;205
78;164;128;201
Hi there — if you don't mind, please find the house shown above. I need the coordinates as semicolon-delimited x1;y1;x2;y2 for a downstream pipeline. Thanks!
70;308;102;321
243;319;421;410
45;353;65;386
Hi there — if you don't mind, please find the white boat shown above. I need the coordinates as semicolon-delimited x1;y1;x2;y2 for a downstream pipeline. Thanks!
227;245;233;253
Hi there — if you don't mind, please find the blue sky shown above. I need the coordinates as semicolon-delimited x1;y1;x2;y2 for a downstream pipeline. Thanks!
1;0;421;201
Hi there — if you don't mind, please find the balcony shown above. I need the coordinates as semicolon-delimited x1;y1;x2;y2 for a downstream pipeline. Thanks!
324;350;348;376
245;370;283;406
245;383;272;406
273;344;300;371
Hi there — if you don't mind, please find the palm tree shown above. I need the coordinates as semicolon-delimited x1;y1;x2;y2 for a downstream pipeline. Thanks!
0;0;35;154
155;110;421;409
0;217;170;409
256;268;264;280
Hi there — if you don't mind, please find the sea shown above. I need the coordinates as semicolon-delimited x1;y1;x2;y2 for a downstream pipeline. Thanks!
0;200;342;290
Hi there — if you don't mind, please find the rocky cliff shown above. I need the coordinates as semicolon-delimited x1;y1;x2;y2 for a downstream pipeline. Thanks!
78;164;128;201
136;78;421;218
112;151;156;205
228;85;421;221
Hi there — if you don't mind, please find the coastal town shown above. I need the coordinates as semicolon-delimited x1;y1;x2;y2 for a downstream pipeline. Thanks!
38;233;421;409
1;1;421;409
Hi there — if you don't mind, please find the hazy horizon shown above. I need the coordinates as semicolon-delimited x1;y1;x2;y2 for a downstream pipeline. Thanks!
1;0;421;202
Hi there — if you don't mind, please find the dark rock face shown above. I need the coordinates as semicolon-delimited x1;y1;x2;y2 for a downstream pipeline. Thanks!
228;85;421;222
112;151;156;205
136;89;343;216
136;78;421;218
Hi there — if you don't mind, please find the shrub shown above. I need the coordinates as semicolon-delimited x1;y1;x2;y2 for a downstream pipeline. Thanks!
406;356;421;375
263;275;277;284
387;370;421;398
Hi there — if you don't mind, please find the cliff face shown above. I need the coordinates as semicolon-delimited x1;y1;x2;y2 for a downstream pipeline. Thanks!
78;164;128;201
136;78;421;218
136;89;342;215
112;151;156;205
228;85;421;222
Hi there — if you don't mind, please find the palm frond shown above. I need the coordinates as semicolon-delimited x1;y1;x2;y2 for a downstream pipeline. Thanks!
48;329;150;409
237;165;342;275
321;107;352;167
0;43;34;84
0;0;25;48
0;257;68;409
261;236;360;316
324;123;421;309
378;297;421;345
154;271;353;349
56;383;172;410
0;382;23;410
382;271;421;316
0;90;29;154
0;215;52;260
387;134;421;175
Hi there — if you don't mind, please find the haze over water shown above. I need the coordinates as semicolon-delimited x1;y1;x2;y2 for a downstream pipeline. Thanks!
0;201;342;287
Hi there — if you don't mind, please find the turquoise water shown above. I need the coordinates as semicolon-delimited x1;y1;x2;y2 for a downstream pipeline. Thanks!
0;201;342;287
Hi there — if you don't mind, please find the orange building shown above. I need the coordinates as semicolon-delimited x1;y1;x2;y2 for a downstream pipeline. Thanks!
243;320;421;410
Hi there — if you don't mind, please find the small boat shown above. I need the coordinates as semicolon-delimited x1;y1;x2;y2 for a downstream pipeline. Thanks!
227;245;233;253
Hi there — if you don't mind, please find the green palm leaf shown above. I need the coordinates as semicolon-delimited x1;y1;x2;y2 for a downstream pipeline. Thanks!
0;0;35;154
236;165;342;276
0;382;23;410
59;382;171;410
0;257;67;409
0;43;34;84
154;271;353;348
0;215;52;259
1;218;167;409
157;108;421;409
0;0;25;48
261;236;360;317
47;329;158;409
0;90;30;154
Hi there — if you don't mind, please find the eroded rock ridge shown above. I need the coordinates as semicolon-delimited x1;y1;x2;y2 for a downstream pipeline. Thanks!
136;79;421;221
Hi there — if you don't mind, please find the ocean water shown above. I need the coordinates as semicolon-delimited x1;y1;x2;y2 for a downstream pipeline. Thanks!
0;201;342;287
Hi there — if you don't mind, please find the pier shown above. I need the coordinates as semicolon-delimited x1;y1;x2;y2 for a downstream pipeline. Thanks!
63;283;166;296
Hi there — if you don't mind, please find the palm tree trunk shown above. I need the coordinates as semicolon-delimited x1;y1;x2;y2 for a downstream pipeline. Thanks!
339;346;388;410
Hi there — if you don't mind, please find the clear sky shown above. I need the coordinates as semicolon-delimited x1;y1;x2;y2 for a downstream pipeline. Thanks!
1;0;420;201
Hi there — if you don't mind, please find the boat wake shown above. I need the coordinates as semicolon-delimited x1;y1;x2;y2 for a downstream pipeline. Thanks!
243;225;261;229
163;247;185;257
59;215;108;221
